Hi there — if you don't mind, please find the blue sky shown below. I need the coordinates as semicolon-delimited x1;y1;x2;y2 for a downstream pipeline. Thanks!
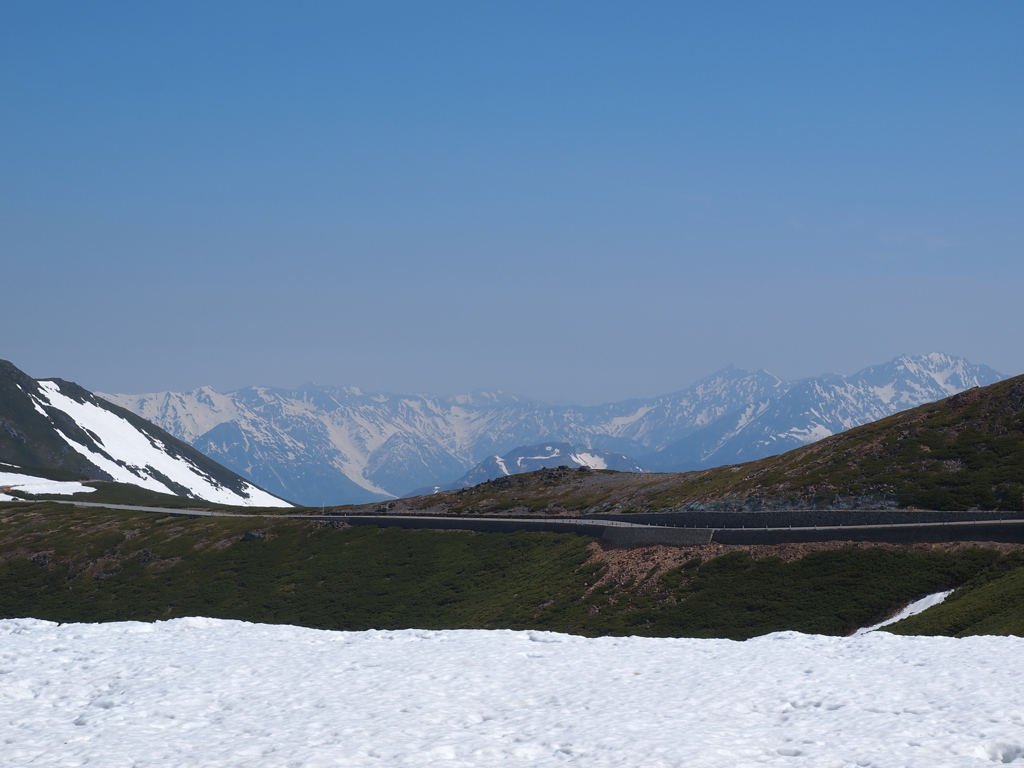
3;1;1022;403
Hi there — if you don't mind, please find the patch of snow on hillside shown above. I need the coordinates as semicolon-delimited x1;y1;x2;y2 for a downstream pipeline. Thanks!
493;455;510;476
517;448;562;468
2;619;1023;767
871;383;897;405
0;470;96;497
779;423;834;444
732;402;765;431
853;590;953;635
569;452;608;470
28;396;49;418
602;405;657;432
921;353;959;393
320;414;398;497
33;382;289;508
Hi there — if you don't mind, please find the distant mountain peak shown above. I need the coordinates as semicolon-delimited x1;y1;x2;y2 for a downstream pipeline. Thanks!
644;353;1003;472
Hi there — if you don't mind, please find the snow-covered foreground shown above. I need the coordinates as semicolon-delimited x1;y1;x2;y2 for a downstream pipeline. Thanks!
2;619;1022;767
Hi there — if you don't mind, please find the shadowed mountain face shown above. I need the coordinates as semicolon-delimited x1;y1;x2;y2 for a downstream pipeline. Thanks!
0;360;109;481
102;354;1003;506
0;360;290;507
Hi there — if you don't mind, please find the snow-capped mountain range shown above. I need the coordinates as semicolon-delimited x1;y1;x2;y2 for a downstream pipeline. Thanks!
100;353;1004;506
641;354;1006;471
0;360;290;507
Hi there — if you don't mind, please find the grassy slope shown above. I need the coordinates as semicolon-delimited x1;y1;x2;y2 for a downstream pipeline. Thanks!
888;552;1024;637
592;547;998;639
1;503;1015;639
0;503;601;632
672;375;1024;512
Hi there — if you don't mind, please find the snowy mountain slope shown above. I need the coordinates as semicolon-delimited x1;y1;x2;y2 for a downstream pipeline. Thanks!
645;353;1004;471
103;353;1004;506
574;366;789;453
0;360;290;507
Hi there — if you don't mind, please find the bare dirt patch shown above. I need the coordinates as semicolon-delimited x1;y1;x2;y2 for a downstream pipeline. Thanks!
584;539;1024;593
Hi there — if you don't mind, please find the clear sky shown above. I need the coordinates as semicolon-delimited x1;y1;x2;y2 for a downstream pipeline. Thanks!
3;1;1022;404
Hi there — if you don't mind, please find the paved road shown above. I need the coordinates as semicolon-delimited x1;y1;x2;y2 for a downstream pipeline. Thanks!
48;503;668;529
52;500;232;517
48;503;656;527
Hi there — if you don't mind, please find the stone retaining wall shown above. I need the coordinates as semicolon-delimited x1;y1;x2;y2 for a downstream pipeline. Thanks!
588;509;1024;529
333;515;1024;547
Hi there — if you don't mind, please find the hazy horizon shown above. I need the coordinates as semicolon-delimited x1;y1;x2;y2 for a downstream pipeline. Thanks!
4;2;1021;404
12;350;1004;410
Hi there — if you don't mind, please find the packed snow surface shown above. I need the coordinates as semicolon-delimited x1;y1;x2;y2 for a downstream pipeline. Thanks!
2;619;1023;767
0;470;95;500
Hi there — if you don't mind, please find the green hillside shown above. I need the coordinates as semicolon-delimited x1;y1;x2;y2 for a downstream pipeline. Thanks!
888;552;1024;636
2;502;1017;639
667;375;1024;511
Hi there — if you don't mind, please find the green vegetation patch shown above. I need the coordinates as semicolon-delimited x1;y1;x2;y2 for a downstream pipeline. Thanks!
888;552;1024;637
0;503;1014;639
0;503;599;631
567;547;999;640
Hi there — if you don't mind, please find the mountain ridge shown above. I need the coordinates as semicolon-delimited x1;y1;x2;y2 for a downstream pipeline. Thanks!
102;353;1004;506
370;372;1024;518
0;360;291;508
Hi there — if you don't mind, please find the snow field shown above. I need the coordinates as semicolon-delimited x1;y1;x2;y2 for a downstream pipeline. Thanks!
2;619;1022;767
0;471;96;501
569;452;609;470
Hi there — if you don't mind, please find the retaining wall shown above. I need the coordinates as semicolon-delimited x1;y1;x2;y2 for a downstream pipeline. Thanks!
338;515;609;538
587;509;1024;529
711;521;1024;546
600;526;713;547
332;515;1024;547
